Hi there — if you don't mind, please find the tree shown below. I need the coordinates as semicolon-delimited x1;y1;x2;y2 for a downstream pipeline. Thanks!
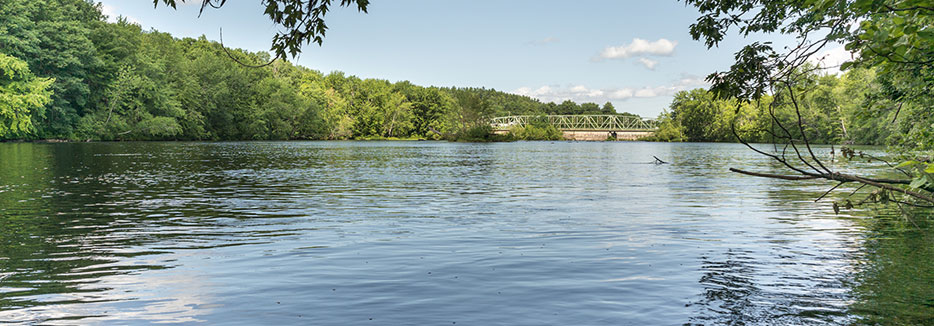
0;0;103;138
154;0;370;64
579;102;601;114
382;92;413;137
396;82;453;138
557;100;580;115
601;101;616;114
671;89;718;141
1;0;627;142
683;0;934;207
0;54;53;139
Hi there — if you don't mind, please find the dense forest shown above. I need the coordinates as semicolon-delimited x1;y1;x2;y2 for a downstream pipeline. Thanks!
0;0;627;142
650;67;934;152
3;0;931;151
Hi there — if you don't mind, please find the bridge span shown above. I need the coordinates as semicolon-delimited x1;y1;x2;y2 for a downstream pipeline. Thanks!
490;115;658;140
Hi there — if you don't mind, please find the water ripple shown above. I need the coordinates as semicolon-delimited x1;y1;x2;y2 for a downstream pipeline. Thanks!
0;141;925;325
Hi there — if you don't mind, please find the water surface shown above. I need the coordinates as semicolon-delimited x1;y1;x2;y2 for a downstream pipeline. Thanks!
0;141;931;325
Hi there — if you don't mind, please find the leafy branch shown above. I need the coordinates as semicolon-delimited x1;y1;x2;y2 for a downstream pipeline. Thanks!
154;0;370;64
683;0;934;210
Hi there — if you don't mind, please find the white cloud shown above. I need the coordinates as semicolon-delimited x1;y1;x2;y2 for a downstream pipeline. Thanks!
587;89;605;97
510;75;708;104
635;89;657;97
569;85;604;97
513;86;555;98
599;38;677;60
637;57;658;70
611;89;633;99
807;45;856;75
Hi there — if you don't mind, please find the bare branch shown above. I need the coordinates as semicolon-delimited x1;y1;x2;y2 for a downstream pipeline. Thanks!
729;168;819;181
843;173;934;203
816;181;846;202
849;183;868;196
786;82;833;174
219;28;279;68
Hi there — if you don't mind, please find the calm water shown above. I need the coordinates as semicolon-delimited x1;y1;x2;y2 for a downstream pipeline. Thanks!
0;141;931;325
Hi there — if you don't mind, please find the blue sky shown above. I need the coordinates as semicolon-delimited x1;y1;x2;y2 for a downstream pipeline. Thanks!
98;0;805;117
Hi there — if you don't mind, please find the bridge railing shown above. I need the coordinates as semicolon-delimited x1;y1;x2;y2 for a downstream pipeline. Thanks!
490;115;658;131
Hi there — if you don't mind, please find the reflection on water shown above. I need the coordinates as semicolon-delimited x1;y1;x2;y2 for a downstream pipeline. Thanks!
690;249;762;325
849;213;934;325
0;141;931;325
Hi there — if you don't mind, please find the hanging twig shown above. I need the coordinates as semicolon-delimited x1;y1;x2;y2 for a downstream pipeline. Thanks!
849;183;868;197
786;82;833;174
219;28;279;68
892;102;903;123
815;181;846;202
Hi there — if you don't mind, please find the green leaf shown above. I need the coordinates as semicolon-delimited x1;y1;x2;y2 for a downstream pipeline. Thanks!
910;177;929;189
925;163;934;174
896;160;919;168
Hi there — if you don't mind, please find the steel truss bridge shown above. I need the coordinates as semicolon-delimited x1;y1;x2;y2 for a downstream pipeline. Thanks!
490;115;658;131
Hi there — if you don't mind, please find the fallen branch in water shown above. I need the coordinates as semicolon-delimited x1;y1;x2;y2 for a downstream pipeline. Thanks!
725;82;934;210
729;168;934;203
653;156;668;164
729;168;818;180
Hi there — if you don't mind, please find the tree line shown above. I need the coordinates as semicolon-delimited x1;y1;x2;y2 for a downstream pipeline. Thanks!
649;67;933;153
0;0;630;142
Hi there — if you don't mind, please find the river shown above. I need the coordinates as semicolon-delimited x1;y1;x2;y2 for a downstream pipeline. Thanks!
0;141;931;325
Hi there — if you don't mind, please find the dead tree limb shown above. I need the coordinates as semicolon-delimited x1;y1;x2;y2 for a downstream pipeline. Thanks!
729;168;818;180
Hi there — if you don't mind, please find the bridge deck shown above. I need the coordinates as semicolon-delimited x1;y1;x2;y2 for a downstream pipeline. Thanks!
490;115;658;131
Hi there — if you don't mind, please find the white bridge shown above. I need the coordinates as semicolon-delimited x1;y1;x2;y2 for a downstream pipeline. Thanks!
490;115;658;140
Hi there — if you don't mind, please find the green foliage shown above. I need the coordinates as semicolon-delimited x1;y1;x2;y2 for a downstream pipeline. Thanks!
682;0;934;148
896;161;934;193
653;88;764;143
645;110;685;142
0;1;642;143
652;67;925;146
448;124;513;142
509;118;564;141
0;54;52;139
0;0;103;139
683;0;934;100
684;0;934;206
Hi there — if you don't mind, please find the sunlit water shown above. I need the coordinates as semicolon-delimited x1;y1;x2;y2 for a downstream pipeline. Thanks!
0;141;930;325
